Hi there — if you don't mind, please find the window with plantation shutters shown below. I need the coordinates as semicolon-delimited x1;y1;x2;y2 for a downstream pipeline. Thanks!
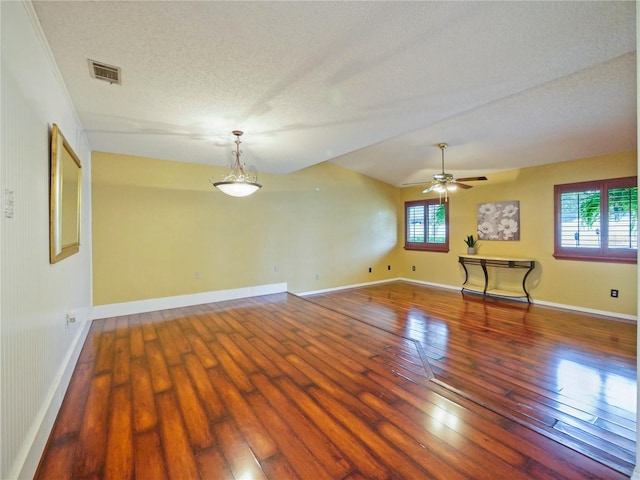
405;199;449;252
554;176;637;263
608;185;638;249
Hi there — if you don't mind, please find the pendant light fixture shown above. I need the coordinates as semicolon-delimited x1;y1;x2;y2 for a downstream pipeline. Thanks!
210;130;262;197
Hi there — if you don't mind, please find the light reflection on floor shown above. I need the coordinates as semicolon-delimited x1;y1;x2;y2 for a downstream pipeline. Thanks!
405;304;636;429
429;403;461;433
306;285;637;474
556;357;636;414
406;307;449;353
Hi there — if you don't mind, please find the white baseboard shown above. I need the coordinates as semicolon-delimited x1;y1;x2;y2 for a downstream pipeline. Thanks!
91;283;288;320
401;277;637;322
298;278;402;296
398;278;462;292
303;277;637;323
13;309;92;480
532;298;637;322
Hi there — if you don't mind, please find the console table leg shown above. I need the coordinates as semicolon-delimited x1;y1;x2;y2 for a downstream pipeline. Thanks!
522;262;535;303
459;258;469;289
480;259;489;297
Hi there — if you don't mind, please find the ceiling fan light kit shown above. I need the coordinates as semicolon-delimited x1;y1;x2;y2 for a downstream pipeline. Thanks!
412;143;487;201
210;130;262;197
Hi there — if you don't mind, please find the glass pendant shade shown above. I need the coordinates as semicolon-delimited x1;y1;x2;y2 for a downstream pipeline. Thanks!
213;181;261;197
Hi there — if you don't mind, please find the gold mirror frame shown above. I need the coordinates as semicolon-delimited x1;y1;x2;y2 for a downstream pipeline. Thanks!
50;123;82;263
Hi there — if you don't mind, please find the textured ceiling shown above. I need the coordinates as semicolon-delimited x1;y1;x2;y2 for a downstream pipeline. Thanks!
32;1;636;187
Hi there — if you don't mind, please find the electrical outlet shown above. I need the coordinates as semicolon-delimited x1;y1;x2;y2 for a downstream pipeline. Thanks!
611;289;619;298
195;271;201;279
412;266;416;271
387;265;391;270
368;267;372;273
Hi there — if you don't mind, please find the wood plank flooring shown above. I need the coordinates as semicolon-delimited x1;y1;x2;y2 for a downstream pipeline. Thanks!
307;282;637;475
35;282;635;479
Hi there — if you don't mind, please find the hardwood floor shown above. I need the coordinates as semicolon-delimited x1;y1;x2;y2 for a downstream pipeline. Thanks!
307;282;637;475
35;282;635;479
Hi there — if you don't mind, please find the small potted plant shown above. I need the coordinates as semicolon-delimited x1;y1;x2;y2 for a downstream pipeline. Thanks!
464;234;478;254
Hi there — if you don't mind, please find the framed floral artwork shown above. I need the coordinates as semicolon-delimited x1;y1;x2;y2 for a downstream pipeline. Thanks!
477;201;520;240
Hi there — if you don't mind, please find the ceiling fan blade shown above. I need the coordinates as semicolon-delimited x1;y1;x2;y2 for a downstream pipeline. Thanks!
455;182;473;189
455;176;488;182
422;185;437;194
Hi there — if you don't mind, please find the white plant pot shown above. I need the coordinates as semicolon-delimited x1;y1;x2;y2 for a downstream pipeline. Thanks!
467;247;476;255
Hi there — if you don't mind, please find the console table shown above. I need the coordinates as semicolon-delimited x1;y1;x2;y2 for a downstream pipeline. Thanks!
458;255;536;303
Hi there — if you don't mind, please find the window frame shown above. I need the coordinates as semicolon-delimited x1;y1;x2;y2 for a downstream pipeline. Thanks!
553;176;637;264
404;198;449;252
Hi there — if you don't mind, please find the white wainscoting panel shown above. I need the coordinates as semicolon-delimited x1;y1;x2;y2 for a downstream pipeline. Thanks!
1;3;92;478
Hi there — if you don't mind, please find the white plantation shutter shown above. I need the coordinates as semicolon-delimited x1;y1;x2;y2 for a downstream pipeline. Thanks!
555;176;637;263
405;199;449;252
559;190;601;248
407;205;425;243
426;204;446;243
608;186;638;249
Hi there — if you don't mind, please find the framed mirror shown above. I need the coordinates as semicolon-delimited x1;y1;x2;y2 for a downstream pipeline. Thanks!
50;123;82;263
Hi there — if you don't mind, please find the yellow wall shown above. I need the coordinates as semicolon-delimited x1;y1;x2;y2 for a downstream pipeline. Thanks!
400;151;638;316
93;150;637;317
92;152;400;305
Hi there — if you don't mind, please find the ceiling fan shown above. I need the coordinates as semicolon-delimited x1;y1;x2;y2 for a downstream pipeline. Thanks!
406;143;488;197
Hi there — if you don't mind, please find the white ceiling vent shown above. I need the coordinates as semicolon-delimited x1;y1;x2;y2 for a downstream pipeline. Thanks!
88;59;121;85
